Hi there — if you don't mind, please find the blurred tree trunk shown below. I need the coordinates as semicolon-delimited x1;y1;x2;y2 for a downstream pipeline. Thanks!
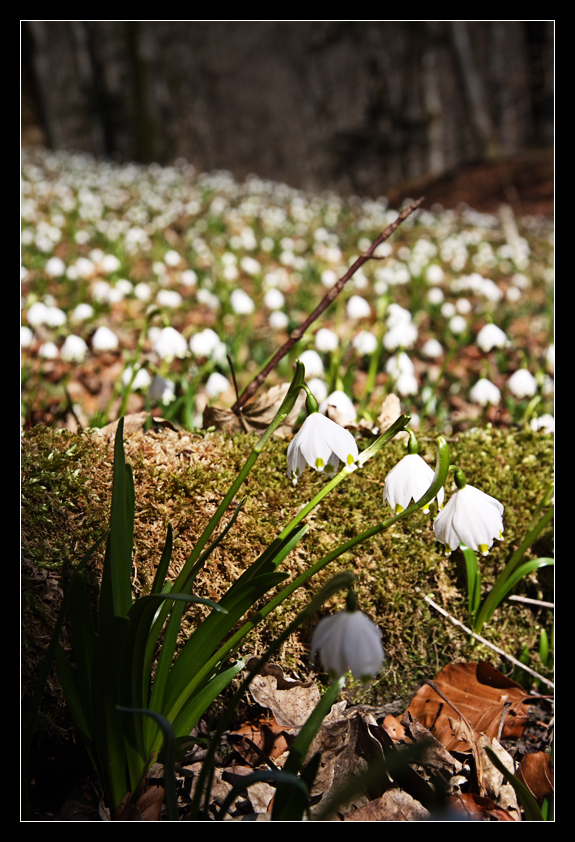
21;21;553;197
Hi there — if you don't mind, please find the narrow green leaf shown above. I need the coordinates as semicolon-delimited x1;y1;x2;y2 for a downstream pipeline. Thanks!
484;558;554;624
484;746;545;821
170;658;247;739
117;707;179;822
151;522;173;595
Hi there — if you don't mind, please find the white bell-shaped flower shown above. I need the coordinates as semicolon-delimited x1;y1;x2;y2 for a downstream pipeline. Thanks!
311;609;384;683
383;453;444;514
433;480;504;556
287;412;358;485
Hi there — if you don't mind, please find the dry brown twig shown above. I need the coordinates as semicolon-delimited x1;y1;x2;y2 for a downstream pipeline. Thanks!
230;196;425;414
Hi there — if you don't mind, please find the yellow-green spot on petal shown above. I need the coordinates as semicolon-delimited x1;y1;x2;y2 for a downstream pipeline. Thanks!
347;453;354;465
395;503;404;514
315;457;325;469
478;543;489;555
325;463;335;474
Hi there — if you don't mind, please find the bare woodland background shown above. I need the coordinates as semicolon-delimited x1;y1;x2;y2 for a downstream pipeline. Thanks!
21;21;553;199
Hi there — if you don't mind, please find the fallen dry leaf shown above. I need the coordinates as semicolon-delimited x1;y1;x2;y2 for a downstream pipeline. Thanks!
517;751;554;803
478;735;521;819
342;788;431;822
406;661;531;751
247;659;320;729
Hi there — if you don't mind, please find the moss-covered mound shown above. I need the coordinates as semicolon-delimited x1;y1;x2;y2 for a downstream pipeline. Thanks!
22;420;553;737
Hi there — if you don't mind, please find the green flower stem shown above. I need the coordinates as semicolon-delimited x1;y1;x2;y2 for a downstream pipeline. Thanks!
474;503;554;633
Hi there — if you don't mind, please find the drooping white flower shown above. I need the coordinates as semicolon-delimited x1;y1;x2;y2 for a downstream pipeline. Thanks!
311;610;384;683
287;412;358;484
507;368;537;399
383;454;444;514
476;323;509;352
433;483;504;556
469;378;501;406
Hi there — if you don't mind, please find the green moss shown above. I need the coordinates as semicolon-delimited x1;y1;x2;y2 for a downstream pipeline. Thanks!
21;422;553;735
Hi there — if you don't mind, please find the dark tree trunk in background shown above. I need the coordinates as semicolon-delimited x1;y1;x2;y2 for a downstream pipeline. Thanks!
21;21;553;197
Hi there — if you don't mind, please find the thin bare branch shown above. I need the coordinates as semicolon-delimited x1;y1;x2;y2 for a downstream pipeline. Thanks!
231;196;425;413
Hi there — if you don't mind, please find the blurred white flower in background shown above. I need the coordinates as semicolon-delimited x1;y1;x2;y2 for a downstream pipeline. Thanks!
122;366;152;391
38;341;59;359
346;295;371;319
319;390;357;422
428;287;445;305
306;377;328;403
92;326;119;352
530;414;554;434
269;310;289;329
476;323;509;352
71;303;94;323
21;325;33;348
448;315;467;335
156;289;183;308
164;249;181;267
230;288;255;314
383;321;418;351
421;338;443;359
189;328;227;362
469;378;501;406
240;256;261;276
61;334;88;362
181;269;198;287
205;371;231;399
152;326;186;361
134;282;153;302
263;288;285;310
507;368;538;399
149;375;175;404
426;264;445;284
298;349;324;378
45;256;66;277
352;330;378;356
315;328;339;353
